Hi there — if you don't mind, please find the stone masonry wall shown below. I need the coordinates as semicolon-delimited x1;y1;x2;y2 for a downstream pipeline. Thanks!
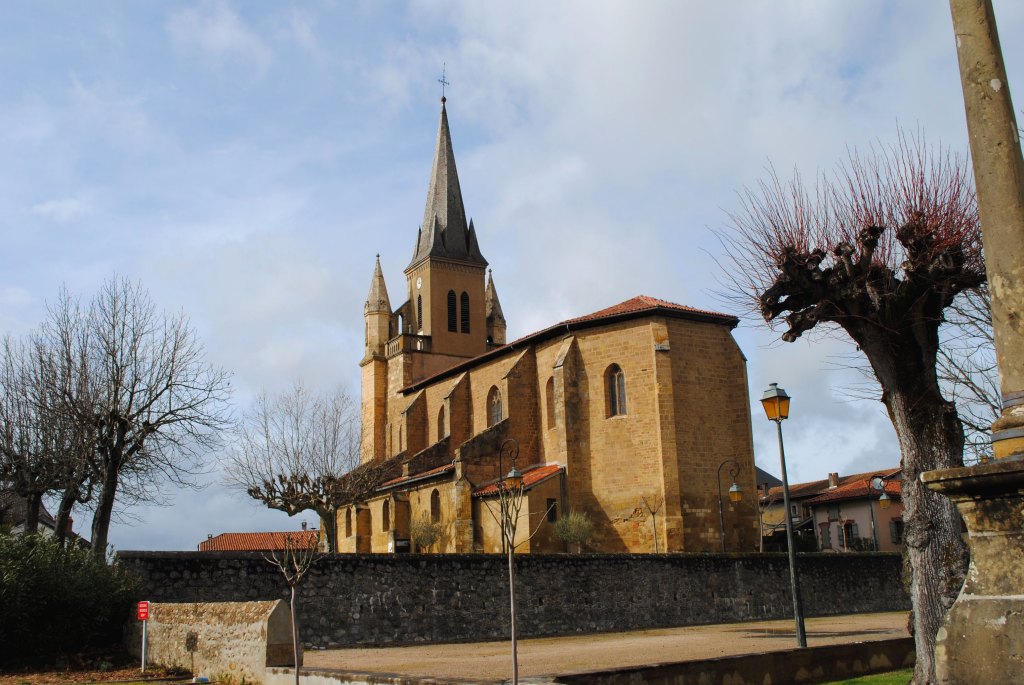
119;552;909;649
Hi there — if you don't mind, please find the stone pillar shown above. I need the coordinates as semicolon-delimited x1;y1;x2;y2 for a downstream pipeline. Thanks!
922;460;1024;683
949;0;1024;458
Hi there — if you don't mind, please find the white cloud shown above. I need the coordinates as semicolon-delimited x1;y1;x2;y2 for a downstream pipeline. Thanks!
31;197;91;223
166;1;272;73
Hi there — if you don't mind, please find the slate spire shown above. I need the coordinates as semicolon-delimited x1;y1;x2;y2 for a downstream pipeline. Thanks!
408;99;487;269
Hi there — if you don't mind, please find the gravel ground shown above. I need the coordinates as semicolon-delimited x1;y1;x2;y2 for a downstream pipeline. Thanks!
304;611;909;681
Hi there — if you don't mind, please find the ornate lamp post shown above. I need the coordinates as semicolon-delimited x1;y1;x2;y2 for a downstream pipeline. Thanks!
716;459;744;552
760;382;806;648
866;475;891;551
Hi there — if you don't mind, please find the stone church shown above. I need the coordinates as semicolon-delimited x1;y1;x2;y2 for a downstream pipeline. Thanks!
335;99;758;554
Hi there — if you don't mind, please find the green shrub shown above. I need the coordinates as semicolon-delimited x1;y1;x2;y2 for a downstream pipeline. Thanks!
409;516;443;552
0;533;139;667
553;509;594;550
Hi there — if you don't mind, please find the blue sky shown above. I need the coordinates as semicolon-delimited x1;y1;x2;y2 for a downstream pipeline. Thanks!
2;1;1022;550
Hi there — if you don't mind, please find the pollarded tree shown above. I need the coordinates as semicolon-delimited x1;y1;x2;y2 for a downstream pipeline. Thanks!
225;383;361;552
719;133;982;684
48;278;232;557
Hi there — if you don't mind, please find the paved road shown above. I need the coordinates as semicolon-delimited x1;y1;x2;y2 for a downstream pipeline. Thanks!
304;611;909;681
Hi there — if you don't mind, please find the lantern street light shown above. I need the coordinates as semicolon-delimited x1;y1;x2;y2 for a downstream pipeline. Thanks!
760;382;806;648
716;459;744;552
866;475;892;551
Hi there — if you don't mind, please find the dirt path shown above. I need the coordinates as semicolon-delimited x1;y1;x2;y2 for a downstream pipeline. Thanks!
304;611;909;681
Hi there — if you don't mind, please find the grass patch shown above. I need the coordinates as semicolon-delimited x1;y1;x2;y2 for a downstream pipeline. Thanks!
824;668;913;685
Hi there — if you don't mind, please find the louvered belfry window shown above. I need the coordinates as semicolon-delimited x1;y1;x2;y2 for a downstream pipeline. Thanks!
447;290;457;332
460;291;470;333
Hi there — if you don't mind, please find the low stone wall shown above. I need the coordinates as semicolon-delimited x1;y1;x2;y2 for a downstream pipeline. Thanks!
126;600;294;683
118;552;909;649
554;637;916;685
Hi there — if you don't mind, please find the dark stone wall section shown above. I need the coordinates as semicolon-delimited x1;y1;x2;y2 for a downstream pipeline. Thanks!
118;552;909;649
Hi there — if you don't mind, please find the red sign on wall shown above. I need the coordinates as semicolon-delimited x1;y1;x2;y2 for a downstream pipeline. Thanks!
137;601;150;621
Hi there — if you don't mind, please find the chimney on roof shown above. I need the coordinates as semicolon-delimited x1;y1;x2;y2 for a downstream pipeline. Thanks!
207;533;213;539
66;516;73;535
302;521;308;531
828;472;839;489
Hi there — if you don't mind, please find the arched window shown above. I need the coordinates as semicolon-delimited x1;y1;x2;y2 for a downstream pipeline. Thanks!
545;377;555;429
460;292;470;333
382;500;391;532
438;405;447;439
487;386;502;427
345;508;352;537
447;290;457;332
416;295;423;331
430;489;441;523
606;364;627;417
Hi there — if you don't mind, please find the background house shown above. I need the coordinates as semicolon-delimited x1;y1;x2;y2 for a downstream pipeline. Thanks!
760;468;902;552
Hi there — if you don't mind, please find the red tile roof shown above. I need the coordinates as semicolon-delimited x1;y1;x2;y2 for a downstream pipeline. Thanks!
803;477;902;506
563;295;733;326
763;468;901;503
379;462;455;488
473;463;564;497
404;295;737;394
198;530;320;552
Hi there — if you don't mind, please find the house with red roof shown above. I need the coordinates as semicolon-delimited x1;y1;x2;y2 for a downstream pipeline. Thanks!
331;99;759;555
198;528;321;552
761;468;903;552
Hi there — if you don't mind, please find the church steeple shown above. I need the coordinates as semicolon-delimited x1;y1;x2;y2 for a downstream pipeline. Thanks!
408;100;487;269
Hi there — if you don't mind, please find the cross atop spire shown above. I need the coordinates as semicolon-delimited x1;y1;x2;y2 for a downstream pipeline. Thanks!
438;62;450;102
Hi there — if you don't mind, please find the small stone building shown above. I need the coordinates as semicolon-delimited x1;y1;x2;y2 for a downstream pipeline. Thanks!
336;99;759;554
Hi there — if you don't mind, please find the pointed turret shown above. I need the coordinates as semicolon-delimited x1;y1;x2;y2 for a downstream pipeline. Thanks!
485;269;506;346
364;255;394;361
364;255;392;314
408;100;487;269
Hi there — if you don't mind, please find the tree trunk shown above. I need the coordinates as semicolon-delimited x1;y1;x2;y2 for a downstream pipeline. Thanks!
290;584;300;685
23;491;42;534
321;508;338;553
507;543;518;685
90;447;121;558
54;486;77;548
883;384;969;684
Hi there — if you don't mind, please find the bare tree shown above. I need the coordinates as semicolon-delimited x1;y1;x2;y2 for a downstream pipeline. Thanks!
46;278;231;557
225;383;360;552
719;133;981;684
263;533;321;685
640;494;664;553
0;334;64;533
937;285;999;463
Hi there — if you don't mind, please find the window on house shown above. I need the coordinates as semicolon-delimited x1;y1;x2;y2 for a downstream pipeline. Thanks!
383;500;391;532
843;521;859;547
487;386;502;427
438;405;446;440
819;522;832;549
430;489;441;523
606;364;627;417
417;295;423;331
790;503;798;517
828;504;840;521
345;508;352;538
890;519;904;544
447;290;457;332
460;292;470;333
546;498;558;522
545;377;555;429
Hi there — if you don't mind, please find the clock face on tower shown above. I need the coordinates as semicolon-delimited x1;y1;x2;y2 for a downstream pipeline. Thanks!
416;277;422;289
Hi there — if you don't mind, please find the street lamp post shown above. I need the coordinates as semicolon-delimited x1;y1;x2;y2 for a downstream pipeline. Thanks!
866;475;890;552
761;382;806;648
716;459;744;552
